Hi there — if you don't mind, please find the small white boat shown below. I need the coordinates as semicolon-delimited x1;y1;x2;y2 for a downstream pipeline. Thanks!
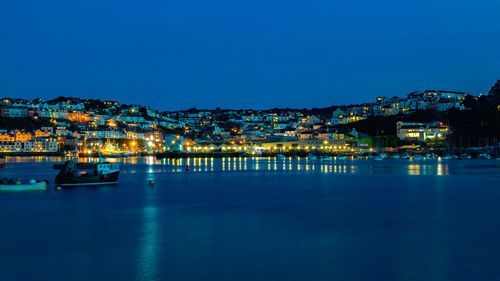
276;154;286;160
440;155;452;160
374;153;387;161
391;155;400;159
0;180;47;191
307;155;317;160
401;154;411;160
337;156;347;160
479;153;491;159
425;153;437;160
322;157;332;161
413;155;424;161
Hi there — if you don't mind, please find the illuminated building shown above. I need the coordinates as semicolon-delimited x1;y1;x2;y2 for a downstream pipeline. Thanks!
396;121;449;141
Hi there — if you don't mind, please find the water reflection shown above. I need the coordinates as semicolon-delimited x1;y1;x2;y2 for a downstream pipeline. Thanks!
3;156;494;177
128;158;368;175
137;205;159;280
408;163;449;176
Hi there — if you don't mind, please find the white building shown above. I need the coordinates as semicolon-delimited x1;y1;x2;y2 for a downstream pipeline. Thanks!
396;121;450;142
23;137;58;152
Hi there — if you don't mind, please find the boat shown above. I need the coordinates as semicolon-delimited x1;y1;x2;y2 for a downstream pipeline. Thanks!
337;155;347;160
239;151;250;157
440;155;453;160
307;155;317;160
322;156;332;161
100;140;130;157
100;152;130;157
374;153;387;161
391;154;401;159
478;153;491;159
425;153;437;160
276;154;286;160
412;155;424;161
400;154;411;160
54;157;120;186
0;179;47;191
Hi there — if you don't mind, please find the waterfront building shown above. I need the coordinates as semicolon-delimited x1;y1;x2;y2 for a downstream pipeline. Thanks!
396;121;449;142
23;137;58;152
0;133;15;142
15;131;32;142
258;139;352;152
0;140;22;152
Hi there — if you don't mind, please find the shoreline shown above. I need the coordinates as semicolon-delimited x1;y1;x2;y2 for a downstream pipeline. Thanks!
0;152;63;157
0;150;497;159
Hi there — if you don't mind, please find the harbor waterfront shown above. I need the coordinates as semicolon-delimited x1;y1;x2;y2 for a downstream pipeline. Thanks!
1;156;500;280
3;0;500;280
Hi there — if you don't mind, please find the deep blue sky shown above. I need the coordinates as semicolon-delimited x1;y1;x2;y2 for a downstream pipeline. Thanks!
1;0;499;110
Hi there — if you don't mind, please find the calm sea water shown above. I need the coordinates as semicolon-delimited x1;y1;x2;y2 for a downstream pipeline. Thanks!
0;157;499;281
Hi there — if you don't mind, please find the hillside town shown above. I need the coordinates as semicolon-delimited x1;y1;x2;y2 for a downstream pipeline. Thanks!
1;82;499;157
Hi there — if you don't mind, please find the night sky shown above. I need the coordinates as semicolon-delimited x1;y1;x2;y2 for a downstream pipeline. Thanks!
1;0;499;110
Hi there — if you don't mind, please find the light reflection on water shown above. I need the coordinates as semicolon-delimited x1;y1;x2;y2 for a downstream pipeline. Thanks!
137;158;456;176
137;205;159;281
408;164;450;176
2;156;499;177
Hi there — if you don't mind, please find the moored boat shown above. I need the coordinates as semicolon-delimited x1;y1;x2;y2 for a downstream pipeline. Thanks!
101;152;130;157
412;155;424;161
0;179;47;191
54;158;120;186
374;153;387;161
478;153;491;159
425;153;437;160
307;154;317;160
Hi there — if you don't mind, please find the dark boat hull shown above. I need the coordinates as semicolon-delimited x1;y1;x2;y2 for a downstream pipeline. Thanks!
55;171;120;186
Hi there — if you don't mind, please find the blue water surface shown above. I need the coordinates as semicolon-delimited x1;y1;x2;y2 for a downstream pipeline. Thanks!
0;157;499;281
